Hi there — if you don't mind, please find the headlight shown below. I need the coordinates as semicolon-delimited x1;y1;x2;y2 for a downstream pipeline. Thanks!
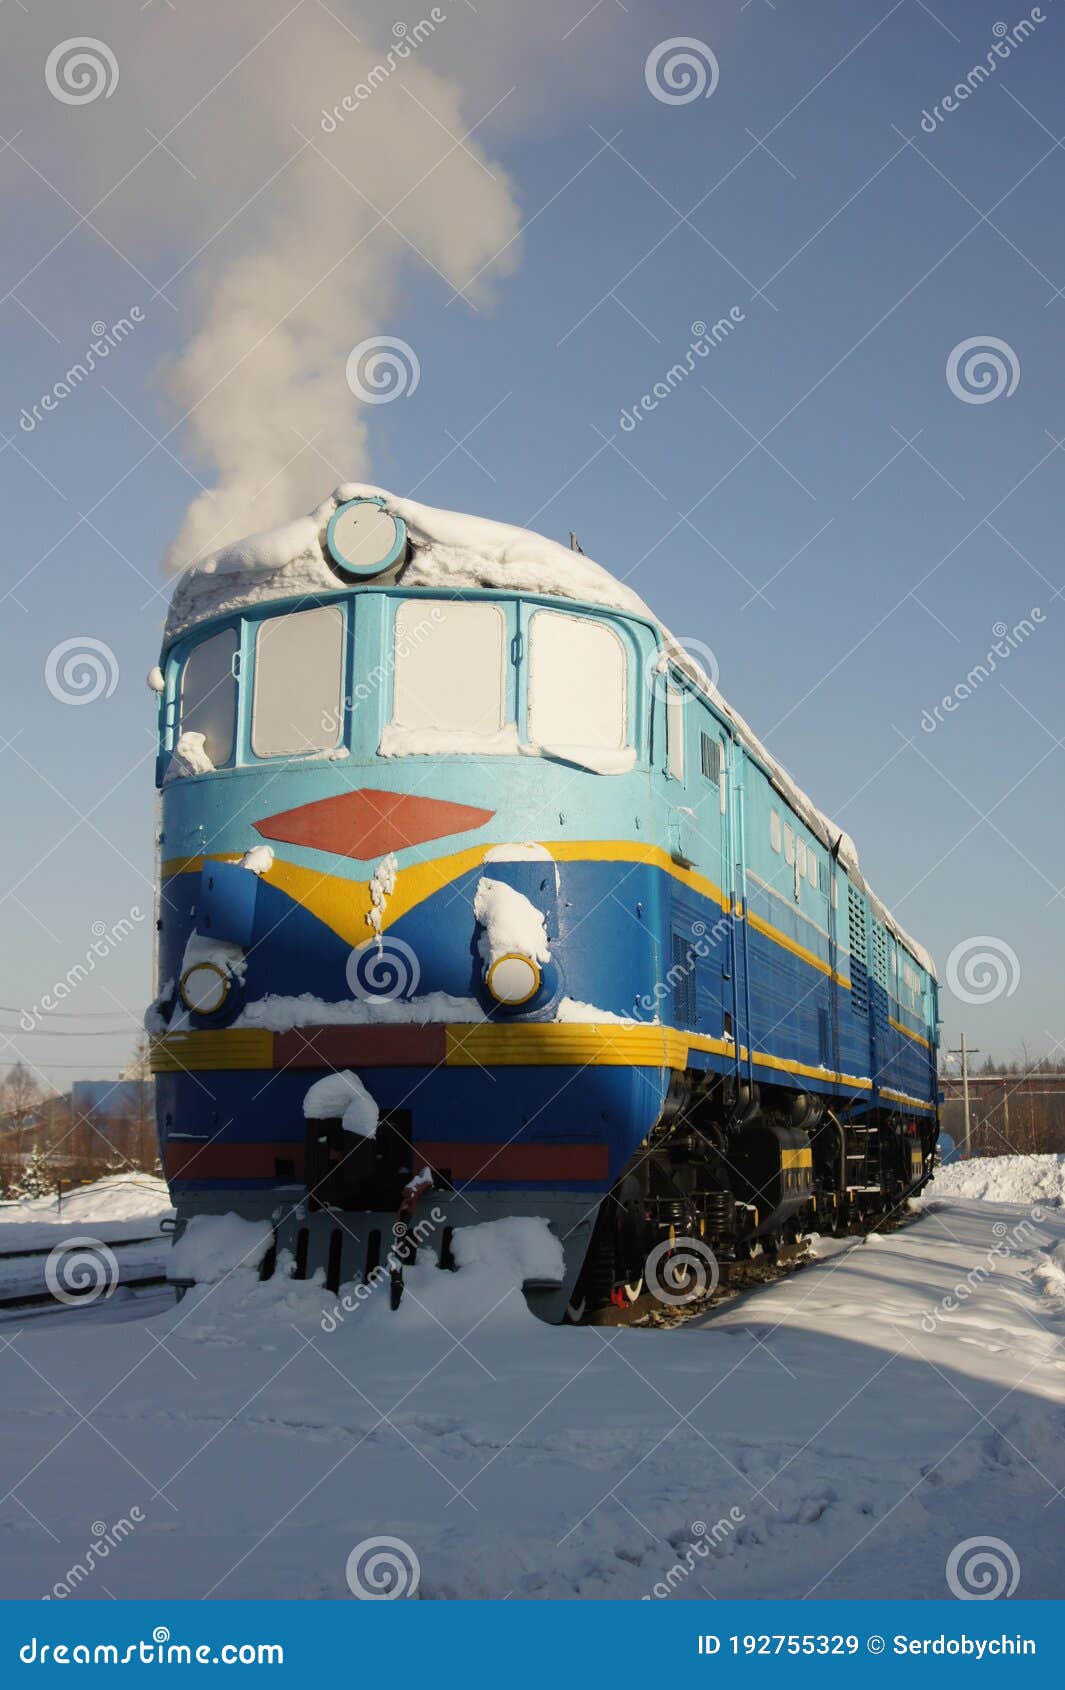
179;962;229;1015
485;952;541;1007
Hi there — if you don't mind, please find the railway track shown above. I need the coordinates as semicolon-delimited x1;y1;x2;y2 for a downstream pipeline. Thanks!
0;1235;169;1317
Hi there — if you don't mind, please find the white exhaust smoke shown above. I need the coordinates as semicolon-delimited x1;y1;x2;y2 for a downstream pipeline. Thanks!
4;3;523;568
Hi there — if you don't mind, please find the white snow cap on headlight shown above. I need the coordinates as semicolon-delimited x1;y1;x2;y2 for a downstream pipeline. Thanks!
474;878;550;1005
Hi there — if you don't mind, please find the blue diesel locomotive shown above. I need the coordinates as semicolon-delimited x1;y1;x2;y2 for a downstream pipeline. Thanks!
149;487;939;1319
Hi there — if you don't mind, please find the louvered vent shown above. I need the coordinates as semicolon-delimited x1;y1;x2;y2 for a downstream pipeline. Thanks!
670;930;698;1027
848;884;869;1016
700;733;721;782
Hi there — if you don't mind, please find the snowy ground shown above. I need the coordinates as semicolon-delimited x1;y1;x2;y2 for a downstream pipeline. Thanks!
0;1161;1063;1601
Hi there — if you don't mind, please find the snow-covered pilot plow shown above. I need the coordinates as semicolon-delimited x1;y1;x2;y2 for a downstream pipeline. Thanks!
151;486;939;1321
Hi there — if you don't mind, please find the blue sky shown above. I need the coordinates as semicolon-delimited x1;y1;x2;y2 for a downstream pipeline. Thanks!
1;0;1062;1087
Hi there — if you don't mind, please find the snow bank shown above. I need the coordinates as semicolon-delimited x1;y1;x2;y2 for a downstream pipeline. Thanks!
162;483;933;977
450;1216;565;1286
168;1213;273;1283
473;877;551;970
931;1153;1065;1207
303;1070;379;1139
364;1216;565;1333
0;1175;171;1251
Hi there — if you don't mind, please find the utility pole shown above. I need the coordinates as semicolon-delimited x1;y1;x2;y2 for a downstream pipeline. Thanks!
947;1033;980;1158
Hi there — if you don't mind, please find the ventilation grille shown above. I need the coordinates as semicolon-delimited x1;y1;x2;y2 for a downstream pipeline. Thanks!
700;733;721;783
670;930;698;1027
871;924;889;990
848;884;869;1016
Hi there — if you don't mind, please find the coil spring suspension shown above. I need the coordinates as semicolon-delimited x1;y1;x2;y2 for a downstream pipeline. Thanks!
700;1190;734;1234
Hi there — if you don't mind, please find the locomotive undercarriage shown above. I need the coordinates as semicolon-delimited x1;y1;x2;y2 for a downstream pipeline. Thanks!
185;1069;935;1325
565;1071;937;1320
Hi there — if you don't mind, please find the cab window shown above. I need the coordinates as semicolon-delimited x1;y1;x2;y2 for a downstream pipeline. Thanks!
179;627;237;766
528;610;628;757
252;605;344;757
391;600;507;738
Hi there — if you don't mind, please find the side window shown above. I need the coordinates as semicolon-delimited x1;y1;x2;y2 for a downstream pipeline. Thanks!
528;610;627;754
770;810;782;854
808;850;819;890
784;824;795;865
252;605;344;757
666;682;684;780
392;600;506;739
179;627;237;766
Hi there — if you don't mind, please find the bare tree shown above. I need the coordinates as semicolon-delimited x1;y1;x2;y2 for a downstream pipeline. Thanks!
0;1063;44;1158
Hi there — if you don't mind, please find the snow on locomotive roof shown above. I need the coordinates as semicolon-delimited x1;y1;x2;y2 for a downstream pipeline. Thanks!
163;485;934;977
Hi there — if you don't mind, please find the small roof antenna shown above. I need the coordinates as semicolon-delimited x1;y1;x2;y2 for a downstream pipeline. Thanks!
569;532;585;554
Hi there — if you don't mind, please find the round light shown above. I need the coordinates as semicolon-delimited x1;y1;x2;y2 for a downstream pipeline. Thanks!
485;953;541;1007
326;498;407;579
179;962;229;1015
